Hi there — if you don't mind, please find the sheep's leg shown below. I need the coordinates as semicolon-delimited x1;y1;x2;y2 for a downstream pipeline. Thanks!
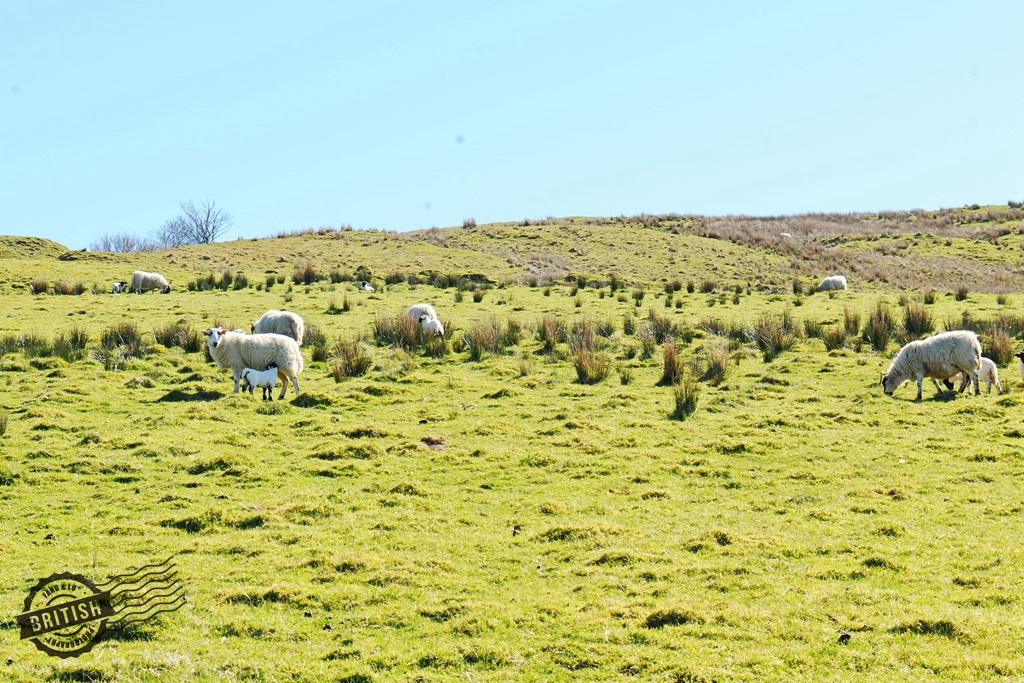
278;377;289;400
232;372;241;394
996;379;1003;395
971;372;980;396
915;374;923;402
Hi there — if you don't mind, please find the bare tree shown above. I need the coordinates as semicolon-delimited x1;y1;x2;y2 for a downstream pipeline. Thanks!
178;200;233;244
153;216;194;249
89;231;158;253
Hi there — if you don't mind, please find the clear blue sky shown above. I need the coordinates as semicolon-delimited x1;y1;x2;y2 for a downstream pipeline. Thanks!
3;1;1022;249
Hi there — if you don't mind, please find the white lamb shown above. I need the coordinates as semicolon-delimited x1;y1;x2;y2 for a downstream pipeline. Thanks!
421;317;445;338
779;232;792;239
251;310;305;346
202;328;304;398
359;281;375;292
111;281;127;294
131;270;170;294
241;363;278;401
946;356;1002;395
817;275;847;292
882;330;981;401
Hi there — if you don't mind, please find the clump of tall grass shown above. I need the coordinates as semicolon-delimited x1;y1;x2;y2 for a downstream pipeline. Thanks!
982;326;1015;368
51;326;90;362
265;274;277;290
537;315;566;354
464;320;503;361
671;371;700;420
93;346;128;371
29;278;48;295
595;317;616;338
700;280;716;294
0;334;20;356
0;413;8;437
52;280;86;295
331;340;373;380
153;322;202;353
750;313;798;362
371;314;422;352
844;308;861;336
101;322;146;360
568;319;597;354
20;332;52;358
822;326;847;351
619;367;633;385
923;290;937;305
622;313;636;336
502;318;524;348
864;300;895;353
658;342;682;386
701;339;730;386
472;289;486;303
293;261;321;285
803;319;824;339
997;293;1009;306
902;301;933;340
632;289;645;306
572;350;610;384
305;324;330;362
646;309;676;344
955;285;969;301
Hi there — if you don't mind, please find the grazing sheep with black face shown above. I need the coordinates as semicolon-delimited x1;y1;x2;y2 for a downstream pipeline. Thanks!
131;270;170;294
882;330;981;401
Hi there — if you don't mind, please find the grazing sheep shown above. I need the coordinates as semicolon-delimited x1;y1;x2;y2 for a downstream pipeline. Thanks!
202;328;304;398
359;281;375;292
111;281;127;294
882;330;981;401
947;356;1002;395
251;310;305;346
241;363;278;400
131;270;171;294
817;275;847;292
421;317;445;338
779;232;792;239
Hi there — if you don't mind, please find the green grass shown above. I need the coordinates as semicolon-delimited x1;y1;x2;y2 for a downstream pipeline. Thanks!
2;215;1024;680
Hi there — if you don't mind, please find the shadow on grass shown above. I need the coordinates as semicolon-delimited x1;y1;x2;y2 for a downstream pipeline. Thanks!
156;388;225;403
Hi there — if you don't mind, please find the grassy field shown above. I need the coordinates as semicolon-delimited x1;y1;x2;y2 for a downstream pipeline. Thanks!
2;213;1024;681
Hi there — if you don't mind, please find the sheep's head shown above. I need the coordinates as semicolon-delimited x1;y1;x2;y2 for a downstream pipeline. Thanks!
161;285;171;294
202;327;228;348
1016;351;1024;364
422;318;445;338
881;372;905;396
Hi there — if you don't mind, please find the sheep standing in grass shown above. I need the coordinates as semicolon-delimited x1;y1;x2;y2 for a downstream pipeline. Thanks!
131;270;170;294
421;317;445;338
251;310;304;346
947;357;1002;395
203;328;303;398
817;275;847;292
111;281;127;293
404;303;443;336
882;330;981;401
241;363;278;401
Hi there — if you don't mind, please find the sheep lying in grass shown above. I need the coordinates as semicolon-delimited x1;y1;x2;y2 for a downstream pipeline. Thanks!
882;330;981;401
817;275;847;291
203;328;303;398
359;281;375;292
131;270;170;294
241;363;278;400
946;356;1002;395
251;310;304;345
111;281;127;293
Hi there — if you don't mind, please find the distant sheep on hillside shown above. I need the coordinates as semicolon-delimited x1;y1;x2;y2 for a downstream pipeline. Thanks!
131;270;170;294
882;330;981;401
251;310;304;346
817;275;847;292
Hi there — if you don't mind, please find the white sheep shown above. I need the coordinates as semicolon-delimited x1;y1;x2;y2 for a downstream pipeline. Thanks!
947;356;1002;395
111;281;127;294
241;363;278;401
251;310;305;346
359;281;375;292
779;232;792;239
405;303;438;322
882;330;981;401
817;275;847;292
202;328;304;398
131;270;170;294
1018;351;1024;385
